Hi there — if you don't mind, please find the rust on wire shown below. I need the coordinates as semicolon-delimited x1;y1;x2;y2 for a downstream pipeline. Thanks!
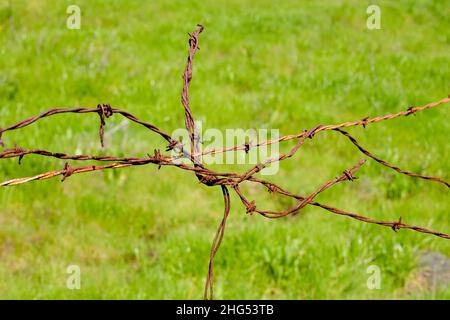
0;25;449;300
333;128;450;188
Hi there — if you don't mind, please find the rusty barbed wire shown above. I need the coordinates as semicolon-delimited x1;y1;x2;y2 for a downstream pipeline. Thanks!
182;24;204;161
234;159;366;219
246;176;450;240
204;185;230;300
196;96;450;158
0;105;177;150
0;25;449;300
333;128;450;188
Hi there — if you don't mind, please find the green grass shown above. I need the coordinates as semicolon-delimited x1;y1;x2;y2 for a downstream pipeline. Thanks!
0;0;449;299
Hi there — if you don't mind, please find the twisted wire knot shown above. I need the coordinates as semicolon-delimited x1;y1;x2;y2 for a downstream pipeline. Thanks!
246;200;257;214
61;162;75;182
244;142;251;154
392;217;403;232
13;144;25;164
361;116;370;128
188;24;204;48
303;125;322;139
13;142;24;154
151;149;164;170
267;184;278;193
97;104;113;148
155;149;163;158
343;169;356;181
405;106;416;116
97;103;113;121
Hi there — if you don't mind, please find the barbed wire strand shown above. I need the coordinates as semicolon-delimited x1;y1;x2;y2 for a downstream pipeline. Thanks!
204;185;230;300
246;176;450;239
333;128;449;188
196;96;450;158
234;159;366;218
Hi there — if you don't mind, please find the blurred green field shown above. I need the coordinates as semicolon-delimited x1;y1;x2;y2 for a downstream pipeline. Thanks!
0;0;449;299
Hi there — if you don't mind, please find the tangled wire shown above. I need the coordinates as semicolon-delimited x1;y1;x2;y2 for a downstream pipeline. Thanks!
0;25;449;300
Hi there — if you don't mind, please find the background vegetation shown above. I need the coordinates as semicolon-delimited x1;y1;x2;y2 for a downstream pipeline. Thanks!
0;0;448;299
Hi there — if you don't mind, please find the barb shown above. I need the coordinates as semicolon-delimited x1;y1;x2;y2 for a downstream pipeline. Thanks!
97;103;113;147
0;25;449;301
